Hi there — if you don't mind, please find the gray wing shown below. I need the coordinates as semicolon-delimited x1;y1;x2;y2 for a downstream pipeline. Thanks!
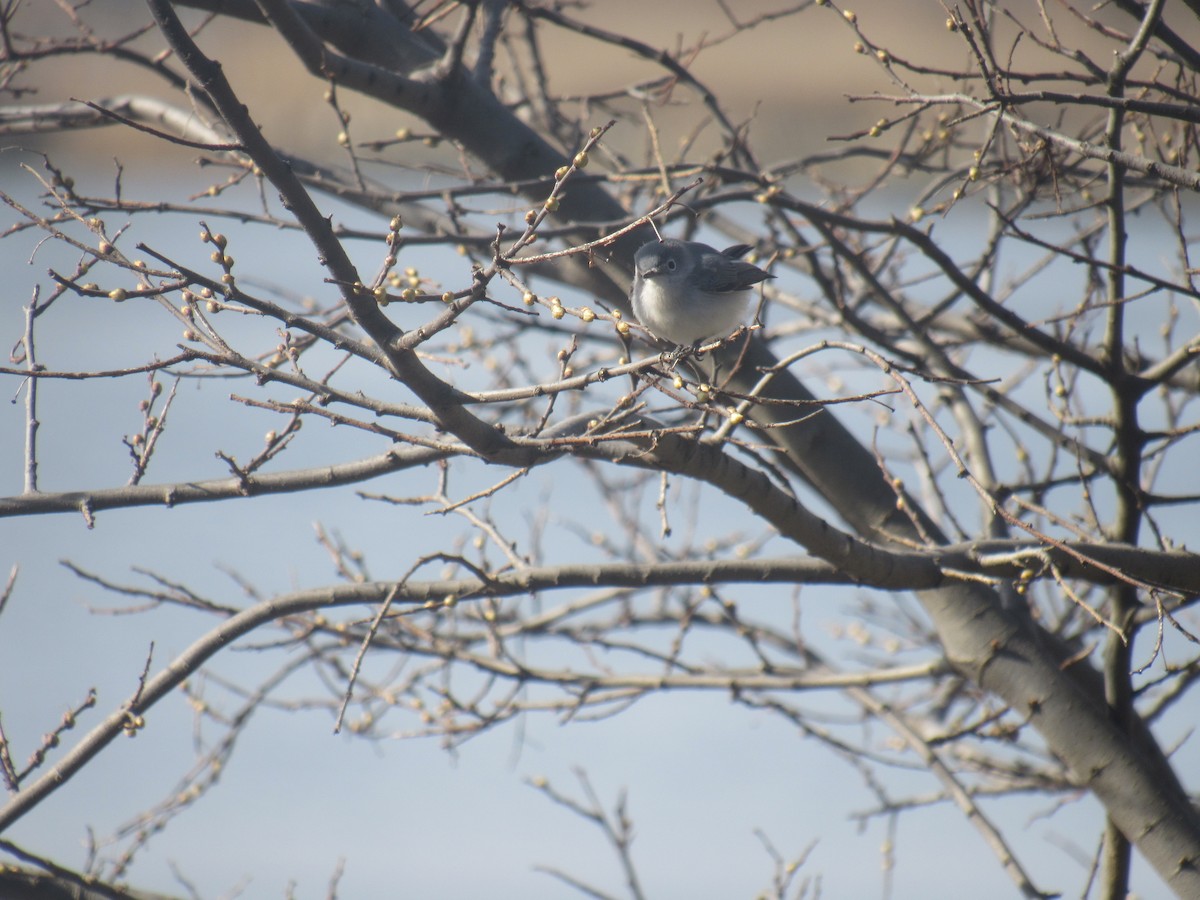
697;247;774;292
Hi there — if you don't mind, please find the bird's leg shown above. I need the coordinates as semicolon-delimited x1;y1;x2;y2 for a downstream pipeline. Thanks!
658;343;694;367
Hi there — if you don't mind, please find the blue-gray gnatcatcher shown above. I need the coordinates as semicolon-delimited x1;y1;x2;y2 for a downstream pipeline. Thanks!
629;238;773;346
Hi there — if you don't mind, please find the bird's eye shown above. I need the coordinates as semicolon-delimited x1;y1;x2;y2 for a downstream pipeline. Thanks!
666;259;677;271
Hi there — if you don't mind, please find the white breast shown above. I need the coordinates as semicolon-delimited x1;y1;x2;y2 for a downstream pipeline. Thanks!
632;279;750;346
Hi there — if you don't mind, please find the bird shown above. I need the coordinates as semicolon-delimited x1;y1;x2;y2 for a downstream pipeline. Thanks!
629;238;773;347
